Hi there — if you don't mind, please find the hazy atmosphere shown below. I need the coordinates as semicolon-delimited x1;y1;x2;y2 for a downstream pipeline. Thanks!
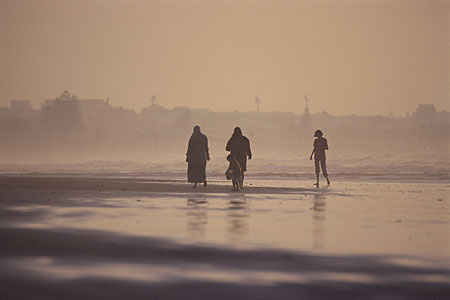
0;1;448;300
1;0;448;115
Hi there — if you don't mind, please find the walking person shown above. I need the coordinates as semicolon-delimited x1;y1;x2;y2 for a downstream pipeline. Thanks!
309;129;330;187
226;153;243;191
226;127;252;187
186;125;210;188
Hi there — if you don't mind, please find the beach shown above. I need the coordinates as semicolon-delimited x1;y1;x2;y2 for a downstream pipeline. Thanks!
1;0;449;298
0;174;448;299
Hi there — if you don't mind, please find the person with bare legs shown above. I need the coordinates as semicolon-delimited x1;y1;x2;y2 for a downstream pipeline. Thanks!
226;154;243;191
309;129;330;187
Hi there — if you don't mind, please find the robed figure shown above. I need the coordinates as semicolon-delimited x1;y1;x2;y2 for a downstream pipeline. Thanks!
186;125;210;188
226;127;252;187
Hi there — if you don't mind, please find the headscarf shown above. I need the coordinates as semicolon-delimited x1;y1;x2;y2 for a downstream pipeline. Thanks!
233;127;242;136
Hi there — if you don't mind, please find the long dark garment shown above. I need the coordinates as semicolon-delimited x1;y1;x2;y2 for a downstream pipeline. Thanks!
226;133;252;171
188;163;206;183
186;132;209;183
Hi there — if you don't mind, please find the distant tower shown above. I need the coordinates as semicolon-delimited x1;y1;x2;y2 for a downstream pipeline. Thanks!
151;95;156;106
301;95;311;132
255;96;261;113
303;95;310;116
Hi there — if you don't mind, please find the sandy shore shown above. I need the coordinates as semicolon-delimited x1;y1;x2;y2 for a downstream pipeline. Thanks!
0;175;448;299
0;174;328;194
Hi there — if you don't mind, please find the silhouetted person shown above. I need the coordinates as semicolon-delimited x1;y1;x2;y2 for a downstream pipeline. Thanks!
186;125;210;188
226;127;252;187
309;129;330;187
226;153;243;191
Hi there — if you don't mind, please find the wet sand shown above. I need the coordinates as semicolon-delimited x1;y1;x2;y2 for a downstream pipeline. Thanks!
0;175;448;299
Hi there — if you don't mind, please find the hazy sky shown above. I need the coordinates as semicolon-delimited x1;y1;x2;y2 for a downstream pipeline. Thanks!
1;0;448;115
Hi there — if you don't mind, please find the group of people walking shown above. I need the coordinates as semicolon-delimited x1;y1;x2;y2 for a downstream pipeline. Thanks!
186;126;330;190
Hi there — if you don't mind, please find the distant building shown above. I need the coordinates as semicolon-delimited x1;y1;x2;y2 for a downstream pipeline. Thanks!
0;107;10;118
78;99;105;110
140;103;171;125
10;100;33;118
171;106;191;112
43;99;56;107
78;99;105;119
415;104;436;125
190;108;209;114
43;98;105;123
436;111;450;125
141;103;167;115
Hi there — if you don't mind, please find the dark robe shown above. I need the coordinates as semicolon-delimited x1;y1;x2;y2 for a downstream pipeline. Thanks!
186;132;209;183
226;133;252;172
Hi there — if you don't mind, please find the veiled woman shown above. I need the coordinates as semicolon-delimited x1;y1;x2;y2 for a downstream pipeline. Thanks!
186;125;210;188
226;127;252;187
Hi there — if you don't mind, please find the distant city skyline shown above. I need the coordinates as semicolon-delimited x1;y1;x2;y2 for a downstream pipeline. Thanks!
3;94;449;117
2;95;448;121
1;0;448;116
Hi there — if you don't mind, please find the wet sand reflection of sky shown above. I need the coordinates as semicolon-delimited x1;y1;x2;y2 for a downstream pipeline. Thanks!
1;181;448;257
0;179;448;299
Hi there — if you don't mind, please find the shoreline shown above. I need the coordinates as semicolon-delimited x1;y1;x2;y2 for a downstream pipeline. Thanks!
0;172;448;187
0;175;324;195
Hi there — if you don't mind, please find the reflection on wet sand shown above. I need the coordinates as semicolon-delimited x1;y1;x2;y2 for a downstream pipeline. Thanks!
312;194;326;251
227;198;249;242
186;197;209;238
0;177;448;300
